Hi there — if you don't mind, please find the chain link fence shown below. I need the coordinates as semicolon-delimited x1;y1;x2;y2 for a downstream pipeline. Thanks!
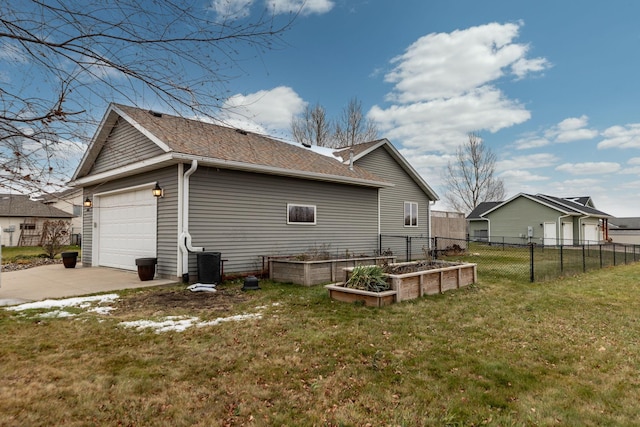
379;235;640;282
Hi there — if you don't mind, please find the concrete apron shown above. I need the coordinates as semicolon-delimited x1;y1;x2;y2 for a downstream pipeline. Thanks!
0;263;177;307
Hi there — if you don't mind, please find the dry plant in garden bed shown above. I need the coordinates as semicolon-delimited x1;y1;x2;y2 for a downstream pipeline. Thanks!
383;260;462;275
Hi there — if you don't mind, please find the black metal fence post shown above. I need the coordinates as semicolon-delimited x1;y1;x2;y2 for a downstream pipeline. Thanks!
433;236;438;260
560;244;564;274
599;244;603;269
530;244;534;282
582;244;586;273
406;236;410;262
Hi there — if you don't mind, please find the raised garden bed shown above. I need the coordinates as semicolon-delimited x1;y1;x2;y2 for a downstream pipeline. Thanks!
326;260;477;306
269;255;396;286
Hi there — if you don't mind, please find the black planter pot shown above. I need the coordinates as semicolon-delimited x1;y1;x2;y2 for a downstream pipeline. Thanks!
61;251;78;269
135;258;157;281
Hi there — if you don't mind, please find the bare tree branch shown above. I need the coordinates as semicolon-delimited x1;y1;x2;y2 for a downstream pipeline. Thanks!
334;97;379;148
0;0;295;193
444;133;506;214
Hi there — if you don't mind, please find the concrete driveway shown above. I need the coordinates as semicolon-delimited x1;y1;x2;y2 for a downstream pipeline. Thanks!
0;264;177;306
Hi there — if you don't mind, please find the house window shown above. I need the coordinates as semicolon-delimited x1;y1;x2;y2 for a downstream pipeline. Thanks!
20;223;36;230
404;201;418;227
287;204;316;225
474;229;488;241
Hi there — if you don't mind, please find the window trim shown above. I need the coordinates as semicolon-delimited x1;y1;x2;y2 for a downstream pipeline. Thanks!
287;203;317;225
404;201;418;227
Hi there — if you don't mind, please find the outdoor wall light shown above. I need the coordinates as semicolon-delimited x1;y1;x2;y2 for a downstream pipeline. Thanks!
83;197;92;209
152;183;164;198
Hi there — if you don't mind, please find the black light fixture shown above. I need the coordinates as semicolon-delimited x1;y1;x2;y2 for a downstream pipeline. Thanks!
83;197;92;209
152;182;163;198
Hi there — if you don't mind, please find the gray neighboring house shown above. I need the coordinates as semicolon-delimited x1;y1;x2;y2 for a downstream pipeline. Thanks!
608;218;640;244
467;193;611;245
0;194;73;247
68;103;438;280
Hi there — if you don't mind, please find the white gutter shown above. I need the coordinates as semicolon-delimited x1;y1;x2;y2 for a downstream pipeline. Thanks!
558;214;572;244
578;215;592;244
179;160;205;280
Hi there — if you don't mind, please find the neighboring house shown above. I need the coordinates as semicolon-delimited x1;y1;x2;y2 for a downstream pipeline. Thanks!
42;188;84;245
467;193;611;245
0;194;74;247
68;104;438;280
608;218;640;245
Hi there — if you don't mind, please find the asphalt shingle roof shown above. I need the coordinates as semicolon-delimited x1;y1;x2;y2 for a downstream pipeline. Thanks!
114;104;385;184
0;194;73;218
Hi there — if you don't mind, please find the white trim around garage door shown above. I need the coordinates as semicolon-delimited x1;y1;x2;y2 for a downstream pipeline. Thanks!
92;182;158;270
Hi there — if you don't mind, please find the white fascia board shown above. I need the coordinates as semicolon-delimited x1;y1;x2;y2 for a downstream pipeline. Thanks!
68;153;176;187
112;105;172;152
170;153;392;189
69;152;393;189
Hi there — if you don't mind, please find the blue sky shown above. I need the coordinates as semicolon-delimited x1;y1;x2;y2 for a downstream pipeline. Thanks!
202;0;640;217
6;0;640;217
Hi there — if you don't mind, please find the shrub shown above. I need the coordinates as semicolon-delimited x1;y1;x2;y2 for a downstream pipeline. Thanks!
41;220;70;259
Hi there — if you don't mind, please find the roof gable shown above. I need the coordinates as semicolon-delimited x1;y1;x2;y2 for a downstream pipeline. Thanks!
333;139;439;201
72;104;389;188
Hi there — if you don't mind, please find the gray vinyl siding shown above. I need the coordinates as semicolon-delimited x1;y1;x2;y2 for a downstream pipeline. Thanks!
90;118;165;175
81;166;179;278
486;196;561;242
354;146;432;238
187;167;379;275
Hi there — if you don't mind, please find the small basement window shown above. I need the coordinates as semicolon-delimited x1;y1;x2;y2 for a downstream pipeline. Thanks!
287;203;316;225
404;201;418;227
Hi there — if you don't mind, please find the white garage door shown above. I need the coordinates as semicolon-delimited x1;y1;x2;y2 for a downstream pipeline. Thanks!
97;188;157;270
583;223;599;244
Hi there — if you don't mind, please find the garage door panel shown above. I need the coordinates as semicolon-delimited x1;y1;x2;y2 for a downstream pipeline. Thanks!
97;188;157;270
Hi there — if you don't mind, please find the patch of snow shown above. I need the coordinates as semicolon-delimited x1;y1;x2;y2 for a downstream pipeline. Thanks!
88;306;116;315
5;294;120;311
38;310;76;318
119;313;262;333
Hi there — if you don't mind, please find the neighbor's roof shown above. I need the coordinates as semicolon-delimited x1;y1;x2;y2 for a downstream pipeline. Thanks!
469;193;611;219
609;217;640;229
71;104;392;189
467;201;503;220
0;194;73;218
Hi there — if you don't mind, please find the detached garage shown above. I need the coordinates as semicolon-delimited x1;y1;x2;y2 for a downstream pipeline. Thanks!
69;104;438;281
93;184;158;270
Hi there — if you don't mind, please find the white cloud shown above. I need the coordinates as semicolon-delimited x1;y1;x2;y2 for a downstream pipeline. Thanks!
511;57;551;79
598;124;640;149
545;115;598;143
555;162;620;175
384;22;548;103
213;0;333;17
370;86;530;153
513;135;550;149
371;22;546;154
499;169;549;181
514;116;598;150
210;0;254;18
268;0;334;15
221;86;306;133
497;153;559;171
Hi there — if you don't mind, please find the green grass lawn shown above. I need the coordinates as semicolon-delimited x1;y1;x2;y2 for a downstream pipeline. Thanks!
1;245;80;262
2;263;640;425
